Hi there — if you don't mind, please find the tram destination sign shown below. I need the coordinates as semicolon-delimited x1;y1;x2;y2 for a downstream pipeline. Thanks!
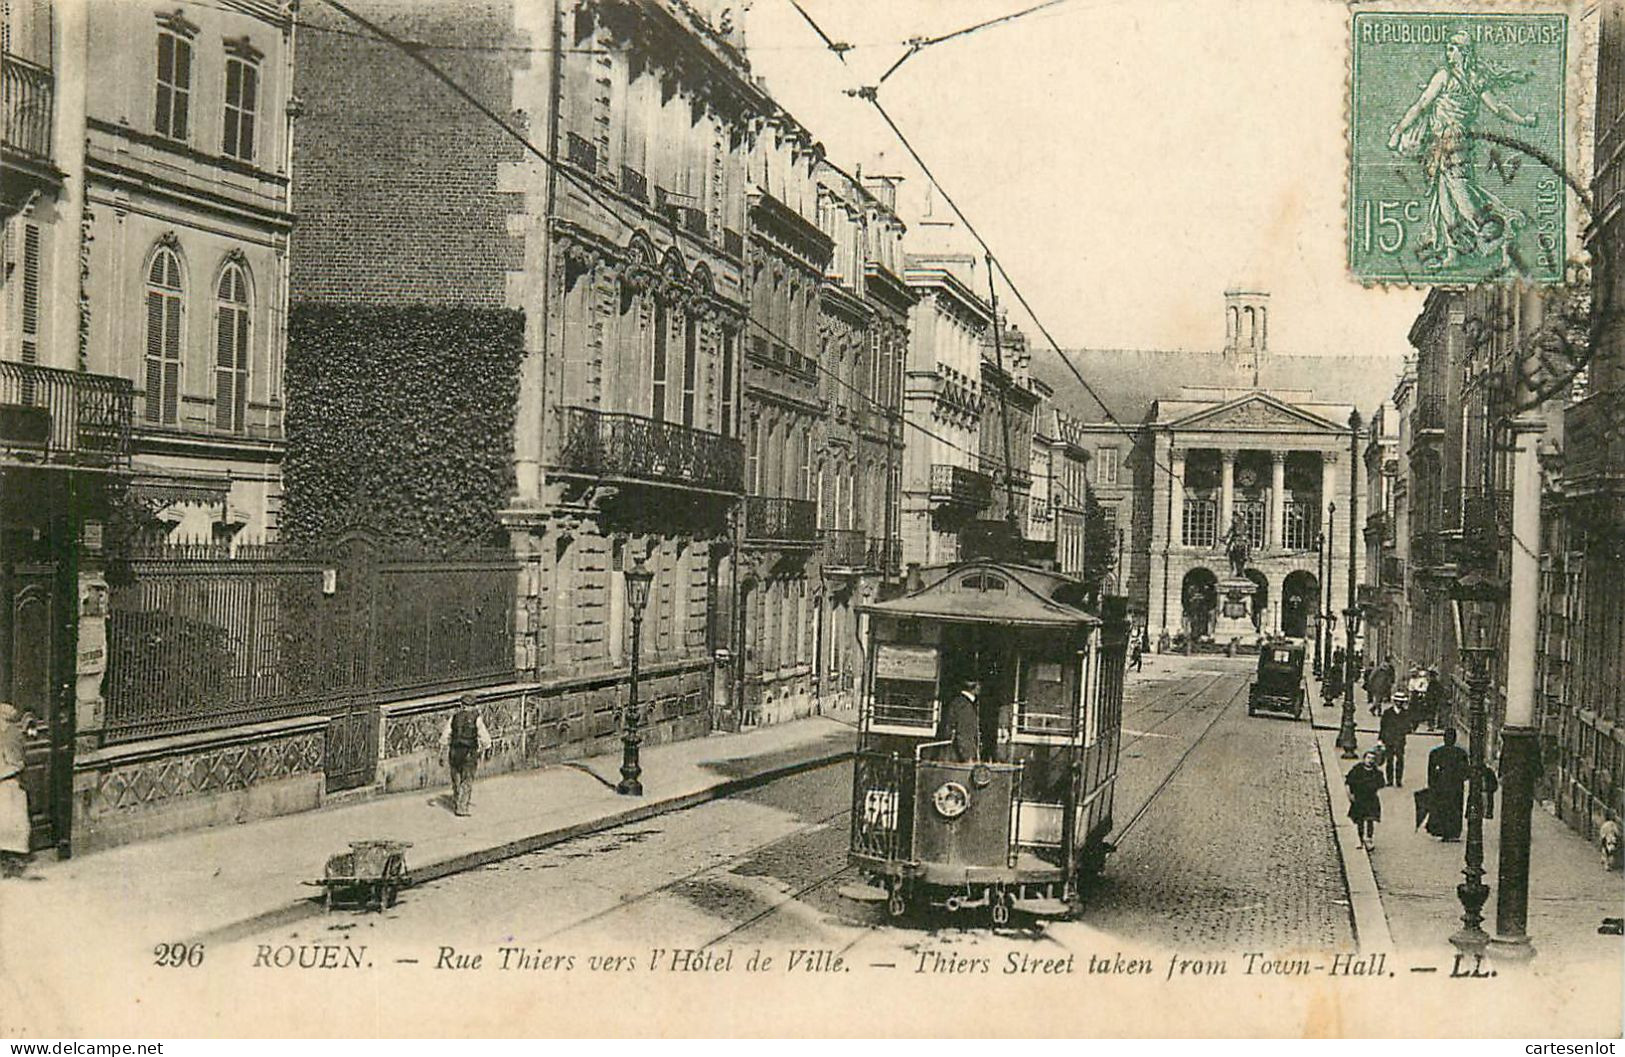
874;644;939;682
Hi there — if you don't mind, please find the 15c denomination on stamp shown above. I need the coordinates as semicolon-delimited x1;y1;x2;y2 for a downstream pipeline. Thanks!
1350;11;1567;284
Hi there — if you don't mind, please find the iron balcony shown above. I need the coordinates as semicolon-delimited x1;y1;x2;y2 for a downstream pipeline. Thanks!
3;51;53;161
822;529;901;576
556;406;744;494
744;496;817;547
929;463;993;509
0;361;134;469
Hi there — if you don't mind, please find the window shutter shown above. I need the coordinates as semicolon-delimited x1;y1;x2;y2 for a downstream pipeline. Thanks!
235;307;250;427
163;295;181;424
145;291;165;421
21;224;40;363
216;305;236;429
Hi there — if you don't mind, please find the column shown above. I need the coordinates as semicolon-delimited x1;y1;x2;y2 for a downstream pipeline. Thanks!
1270;452;1286;550
1220;449;1236;539
1170;448;1186;547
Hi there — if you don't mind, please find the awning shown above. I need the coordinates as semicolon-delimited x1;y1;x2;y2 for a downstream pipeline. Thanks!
860;559;1101;628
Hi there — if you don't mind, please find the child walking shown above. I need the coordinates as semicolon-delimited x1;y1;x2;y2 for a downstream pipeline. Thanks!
1346;747;1386;850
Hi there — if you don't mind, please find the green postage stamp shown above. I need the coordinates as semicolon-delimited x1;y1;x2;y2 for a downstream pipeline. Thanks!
1349;11;1567;284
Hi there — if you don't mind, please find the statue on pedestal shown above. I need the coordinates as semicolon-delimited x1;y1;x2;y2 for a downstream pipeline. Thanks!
1222;515;1251;579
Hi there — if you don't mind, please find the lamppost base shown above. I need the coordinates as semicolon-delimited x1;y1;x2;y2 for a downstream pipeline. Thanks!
1450;926;1491;957
616;778;644;797
1487;934;1537;963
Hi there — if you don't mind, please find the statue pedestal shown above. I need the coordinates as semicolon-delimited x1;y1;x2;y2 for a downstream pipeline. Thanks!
1213;576;1261;644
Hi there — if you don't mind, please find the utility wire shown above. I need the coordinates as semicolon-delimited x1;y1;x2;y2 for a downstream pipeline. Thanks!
878;0;1075;84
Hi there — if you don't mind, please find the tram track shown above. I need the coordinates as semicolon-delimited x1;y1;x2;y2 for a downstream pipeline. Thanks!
1112;676;1248;844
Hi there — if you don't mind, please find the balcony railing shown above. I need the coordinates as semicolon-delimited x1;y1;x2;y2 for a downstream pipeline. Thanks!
722;228;744;258
555;406;744;493
1566;390;1624;492
1410;531;1447;570
929;464;993;508
3;52;54;161
680;205;708;239
744;496;817;545
0;361;133;467
1442;485;1511;541
565;131;598;173
1414;395;1446;433
619;165;648;203
1381;554;1405;587
823;528;868;570
979;454;1033;490
653;186;682;226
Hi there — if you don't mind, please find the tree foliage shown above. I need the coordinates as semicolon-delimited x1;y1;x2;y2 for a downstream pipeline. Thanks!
1081;485;1118;604
282;304;526;549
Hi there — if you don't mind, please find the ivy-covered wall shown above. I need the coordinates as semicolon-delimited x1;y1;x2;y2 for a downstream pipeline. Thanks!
283;304;526;548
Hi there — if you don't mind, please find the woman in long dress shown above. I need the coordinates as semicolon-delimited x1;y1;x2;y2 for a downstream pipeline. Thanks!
1386;30;1539;271
1;702;33;876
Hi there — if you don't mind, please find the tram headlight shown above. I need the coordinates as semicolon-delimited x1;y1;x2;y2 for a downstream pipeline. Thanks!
931;781;970;819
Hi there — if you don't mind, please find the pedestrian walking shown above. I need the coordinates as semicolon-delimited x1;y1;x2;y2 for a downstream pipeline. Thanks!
1;702;33;878
1346;748;1386;850
1481;763;1499;820
1129;627;1144;672
1369;656;1396;715
1425;728;1470;841
1378;696;1411;787
439;693;492;817
1326;648;1345;703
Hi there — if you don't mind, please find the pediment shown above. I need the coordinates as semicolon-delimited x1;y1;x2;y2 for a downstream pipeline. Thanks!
1168;393;1344;432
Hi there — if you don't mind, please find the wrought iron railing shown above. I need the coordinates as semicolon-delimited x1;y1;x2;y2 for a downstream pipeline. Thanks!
619;164;648;203
868;535;902;577
565;131;598;173
744;495;817;544
1414;395;1446;433
823;528;869;569
979;454;1033;490
3;52;54;160
1382;554;1405;587
929;463;992;508
556;406;744;493
1442;485;1511;539
681;205;708;239
0;361;133;467
722;228;744;258
102;538;519;744
1565;389;1624;490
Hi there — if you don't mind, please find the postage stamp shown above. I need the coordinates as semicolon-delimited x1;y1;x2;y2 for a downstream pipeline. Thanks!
1349;11;1568;284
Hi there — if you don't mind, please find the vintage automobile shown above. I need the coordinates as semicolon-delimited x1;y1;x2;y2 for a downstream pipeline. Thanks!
839;559;1129;923
1247;641;1307;719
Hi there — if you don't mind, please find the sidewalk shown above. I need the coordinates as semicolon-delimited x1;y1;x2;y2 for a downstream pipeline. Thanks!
1;713;854;949
1306;679;1623;969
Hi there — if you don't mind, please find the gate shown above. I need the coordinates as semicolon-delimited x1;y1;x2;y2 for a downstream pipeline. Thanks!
1;562;63;851
322;535;378;793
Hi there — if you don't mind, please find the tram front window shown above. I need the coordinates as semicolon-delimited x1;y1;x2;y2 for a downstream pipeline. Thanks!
1015;658;1075;736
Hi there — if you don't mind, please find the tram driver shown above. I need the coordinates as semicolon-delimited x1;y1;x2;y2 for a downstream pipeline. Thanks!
946;677;985;762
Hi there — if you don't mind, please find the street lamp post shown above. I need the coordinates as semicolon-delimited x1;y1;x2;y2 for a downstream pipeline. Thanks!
1322;502;1336;679
1337;410;1362;760
1449;568;1506;955
1312;532;1325;676
618;555;655;797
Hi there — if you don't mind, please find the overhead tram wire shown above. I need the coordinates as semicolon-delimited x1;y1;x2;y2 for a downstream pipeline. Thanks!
876;0;1076;85
314;0;1028;484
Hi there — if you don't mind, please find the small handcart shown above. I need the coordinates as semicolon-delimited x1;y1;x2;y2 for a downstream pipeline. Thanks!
309;840;412;910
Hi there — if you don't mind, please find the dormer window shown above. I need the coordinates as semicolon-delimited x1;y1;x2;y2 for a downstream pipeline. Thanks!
223;40;262;161
154;13;198;142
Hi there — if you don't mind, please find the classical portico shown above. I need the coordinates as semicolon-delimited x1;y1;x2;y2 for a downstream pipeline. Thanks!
1145;388;1362;645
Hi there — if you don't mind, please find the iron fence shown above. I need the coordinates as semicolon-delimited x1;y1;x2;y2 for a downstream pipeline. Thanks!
929;463;992;507
102;536;519;744
744;496;817;544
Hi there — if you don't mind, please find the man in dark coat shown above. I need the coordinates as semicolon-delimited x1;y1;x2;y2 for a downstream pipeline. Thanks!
946;678;984;763
1426;728;1471;840
1378;697;1412;787
1369;657;1396;715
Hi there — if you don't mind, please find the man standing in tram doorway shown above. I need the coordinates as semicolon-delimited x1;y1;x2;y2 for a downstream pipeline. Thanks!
946;678;984;763
440;693;493;817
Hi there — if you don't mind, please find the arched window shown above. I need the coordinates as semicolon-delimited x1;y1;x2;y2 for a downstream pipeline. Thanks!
145;246;184;424
215;262;251;431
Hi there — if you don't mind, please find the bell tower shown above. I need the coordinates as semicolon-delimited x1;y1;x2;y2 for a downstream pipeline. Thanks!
1223;289;1269;387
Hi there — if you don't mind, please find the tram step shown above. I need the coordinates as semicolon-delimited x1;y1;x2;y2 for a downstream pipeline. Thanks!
1009;896;1071;918
836;882;891;904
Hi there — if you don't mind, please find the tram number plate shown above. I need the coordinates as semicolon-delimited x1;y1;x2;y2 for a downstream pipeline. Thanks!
862;789;899;830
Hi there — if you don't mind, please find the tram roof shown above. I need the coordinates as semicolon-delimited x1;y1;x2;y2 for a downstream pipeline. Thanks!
860;560;1102;628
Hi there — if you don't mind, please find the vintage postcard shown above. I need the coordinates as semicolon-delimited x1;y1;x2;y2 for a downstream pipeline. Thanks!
1;0;1621;1040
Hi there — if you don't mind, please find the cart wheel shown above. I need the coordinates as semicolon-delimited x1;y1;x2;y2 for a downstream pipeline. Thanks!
381;884;399;910
322;887;334;912
380;855;406;910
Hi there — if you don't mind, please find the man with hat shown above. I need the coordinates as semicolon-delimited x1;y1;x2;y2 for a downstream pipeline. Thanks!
439;693;493;817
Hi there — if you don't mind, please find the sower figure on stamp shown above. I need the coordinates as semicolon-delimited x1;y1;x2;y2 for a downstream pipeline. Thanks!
440;693;493;817
0;702;33;877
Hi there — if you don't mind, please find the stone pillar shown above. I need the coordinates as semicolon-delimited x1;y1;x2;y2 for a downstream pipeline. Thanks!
1220;449;1236;538
1270;452;1286;550
1170;448;1186;547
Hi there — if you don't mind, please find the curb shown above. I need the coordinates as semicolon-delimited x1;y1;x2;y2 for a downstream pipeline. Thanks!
192;745;853;946
1308;695;1395;954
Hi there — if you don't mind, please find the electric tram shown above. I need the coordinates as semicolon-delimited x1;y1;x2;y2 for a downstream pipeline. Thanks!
840;559;1129;923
